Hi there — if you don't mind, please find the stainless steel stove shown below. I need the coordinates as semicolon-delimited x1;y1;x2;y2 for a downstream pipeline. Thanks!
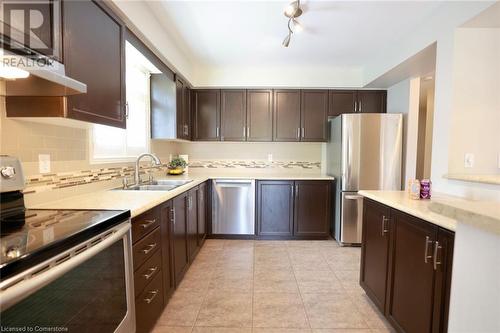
0;156;135;332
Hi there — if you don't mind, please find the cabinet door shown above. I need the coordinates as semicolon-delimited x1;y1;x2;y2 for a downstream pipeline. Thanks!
172;193;188;286
387;210;437;333
293;181;331;237
187;187;198;262
151;73;176;139
63;0;125;128
256;181;294;237
160;201;175;302
301;90;328;142
221;90;246;141
247;90;273;141
183;86;192;140
360;199;391;313
329;90;357;116
197;182;207;245
432;228;454;333
358;91;386;113
273;90;301;142
193;89;220;141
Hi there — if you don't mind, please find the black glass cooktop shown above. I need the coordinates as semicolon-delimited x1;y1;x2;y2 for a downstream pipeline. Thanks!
0;209;130;280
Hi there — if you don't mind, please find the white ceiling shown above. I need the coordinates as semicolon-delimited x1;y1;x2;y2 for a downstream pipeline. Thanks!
146;1;443;69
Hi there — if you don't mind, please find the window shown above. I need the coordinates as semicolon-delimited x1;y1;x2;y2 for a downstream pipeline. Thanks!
90;42;160;163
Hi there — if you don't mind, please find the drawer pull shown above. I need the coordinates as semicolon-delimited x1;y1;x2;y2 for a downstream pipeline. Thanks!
433;241;442;270
143;266;158;280
140;219;156;229
142;243;157;254
381;215;389;236
424;236;433;263
144;289;159;304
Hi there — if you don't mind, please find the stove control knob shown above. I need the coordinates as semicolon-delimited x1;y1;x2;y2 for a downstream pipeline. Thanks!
1;166;16;178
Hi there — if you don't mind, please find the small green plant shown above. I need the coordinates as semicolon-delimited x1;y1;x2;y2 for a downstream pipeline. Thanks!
168;157;187;169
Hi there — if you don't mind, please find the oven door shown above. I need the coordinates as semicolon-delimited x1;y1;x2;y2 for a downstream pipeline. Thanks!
0;221;135;333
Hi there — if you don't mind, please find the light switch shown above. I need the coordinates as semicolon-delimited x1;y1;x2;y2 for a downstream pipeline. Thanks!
38;154;51;173
464;153;474;168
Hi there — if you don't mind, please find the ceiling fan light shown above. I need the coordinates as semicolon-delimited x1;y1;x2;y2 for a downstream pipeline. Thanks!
282;32;292;47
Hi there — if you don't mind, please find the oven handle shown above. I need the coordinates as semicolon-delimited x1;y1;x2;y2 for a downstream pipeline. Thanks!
0;222;131;311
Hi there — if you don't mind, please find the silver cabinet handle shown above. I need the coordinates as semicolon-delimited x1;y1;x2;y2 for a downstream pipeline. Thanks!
142;243;157;255
359;100;362;112
140;219;156;229
345;194;363;200
297;128;300;138
354;100;357;112
381;215;389;236
171;208;176;225
144;289;159;304
433;241;442;270
301;127;305;137
295;184;299;197
424;236;433;263
243;127;246;137
143;266;158;280
246;126;250;138
125;102;129;119
216;127;220;137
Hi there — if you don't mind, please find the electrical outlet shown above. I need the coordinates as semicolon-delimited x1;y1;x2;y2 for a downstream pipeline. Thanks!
267;154;273;162
464;153;474;168
38;154;51;173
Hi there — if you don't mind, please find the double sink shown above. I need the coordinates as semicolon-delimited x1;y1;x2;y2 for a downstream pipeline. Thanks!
120;179;193;191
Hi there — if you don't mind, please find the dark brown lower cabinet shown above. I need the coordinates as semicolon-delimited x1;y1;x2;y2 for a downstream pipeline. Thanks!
160;201;175;302
187;187;199;262
197;182;207;245
257;180;294;237
256;180;331;239
360;199;391;312
172;193;189;286
294;181;331;237
360;198;454;333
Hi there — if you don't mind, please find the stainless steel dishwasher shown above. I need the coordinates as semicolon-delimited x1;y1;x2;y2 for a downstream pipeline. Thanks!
212;179;255;235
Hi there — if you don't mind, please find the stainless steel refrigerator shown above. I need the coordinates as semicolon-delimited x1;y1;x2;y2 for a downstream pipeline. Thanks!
327;113;403;245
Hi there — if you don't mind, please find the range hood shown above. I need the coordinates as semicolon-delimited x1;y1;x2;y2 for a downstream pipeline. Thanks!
0;53;87;97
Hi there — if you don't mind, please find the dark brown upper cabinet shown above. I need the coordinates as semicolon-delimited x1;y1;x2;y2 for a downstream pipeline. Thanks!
220;90;247;141
329;90;357;116
358;90;387;114
273;90;301;142
63;0;126;128
193;89;221;141
300;90;328;142
247;90;273;141
176;78;192;140
293;180;331;237
329;90;386;116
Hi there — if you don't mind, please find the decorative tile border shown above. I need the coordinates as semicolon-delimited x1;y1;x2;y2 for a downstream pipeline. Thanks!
188;160;321;169
22;160;321;194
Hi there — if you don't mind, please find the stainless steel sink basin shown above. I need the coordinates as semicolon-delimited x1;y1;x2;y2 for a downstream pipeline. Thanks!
125;185;179;191
152;179;193;186
115;179;193;191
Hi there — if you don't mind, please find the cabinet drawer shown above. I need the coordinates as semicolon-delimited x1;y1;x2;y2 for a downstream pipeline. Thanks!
135;271;164;333
132;207;160;243
134;248;162;297
133;227;161;271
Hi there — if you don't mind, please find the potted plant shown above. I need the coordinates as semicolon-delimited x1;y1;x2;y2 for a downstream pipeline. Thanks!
167;157;187;175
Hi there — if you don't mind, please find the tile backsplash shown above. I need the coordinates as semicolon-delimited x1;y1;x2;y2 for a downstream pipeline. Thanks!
189;160;321;169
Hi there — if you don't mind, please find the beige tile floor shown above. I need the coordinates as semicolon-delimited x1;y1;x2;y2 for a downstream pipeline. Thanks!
153;239;394;333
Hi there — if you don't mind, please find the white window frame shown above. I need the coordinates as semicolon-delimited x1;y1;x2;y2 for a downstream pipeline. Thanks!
89;47;153;164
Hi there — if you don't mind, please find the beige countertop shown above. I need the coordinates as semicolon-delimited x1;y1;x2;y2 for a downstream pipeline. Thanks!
31;171;334;218
359;190;500;235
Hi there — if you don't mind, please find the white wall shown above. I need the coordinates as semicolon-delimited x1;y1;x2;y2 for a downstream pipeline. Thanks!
386;77;421;189
195;65;364;88
110;0;195;84
448;28;500;175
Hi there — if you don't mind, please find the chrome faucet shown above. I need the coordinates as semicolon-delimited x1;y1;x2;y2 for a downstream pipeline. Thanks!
135;153;162;186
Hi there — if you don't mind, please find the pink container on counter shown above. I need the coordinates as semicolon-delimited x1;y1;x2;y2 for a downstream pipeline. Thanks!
420;179;432;199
